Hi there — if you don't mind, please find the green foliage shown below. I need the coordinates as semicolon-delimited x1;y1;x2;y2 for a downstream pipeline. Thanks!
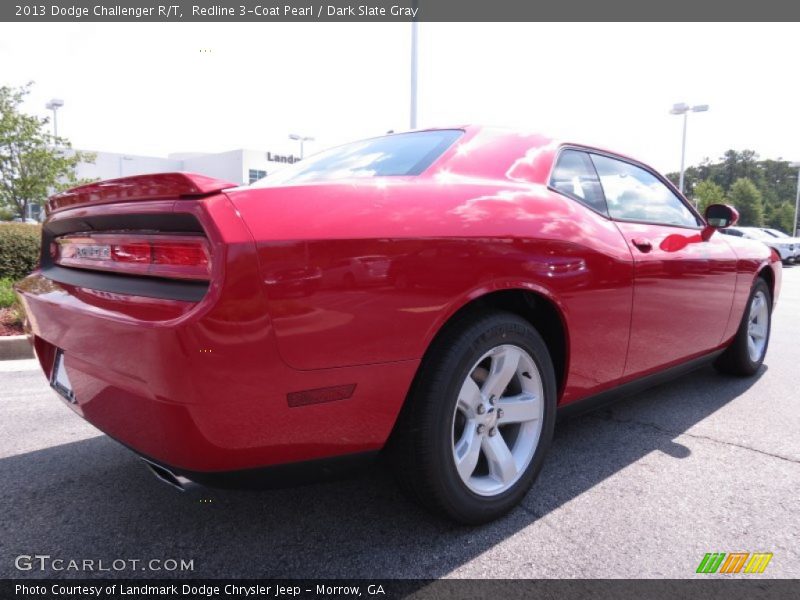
0;83;95;219
0;278;23;329
0;222;41;280
692;180;726;214
0;278;16;308
668;149;796;233
728;178;764;227
765;202;795;234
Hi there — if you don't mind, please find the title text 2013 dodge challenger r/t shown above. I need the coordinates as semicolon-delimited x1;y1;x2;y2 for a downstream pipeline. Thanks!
16;127;781;523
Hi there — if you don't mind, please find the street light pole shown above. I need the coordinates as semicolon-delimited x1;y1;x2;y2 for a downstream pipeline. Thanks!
791;162;800;236
288;134;314;159
45;98;64;140
679;111;688;195
670;102;709;194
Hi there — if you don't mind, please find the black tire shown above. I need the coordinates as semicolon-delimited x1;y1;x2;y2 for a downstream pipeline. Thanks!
714;277;772;376
388;310;557;524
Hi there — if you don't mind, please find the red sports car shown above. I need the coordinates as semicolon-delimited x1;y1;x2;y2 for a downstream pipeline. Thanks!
16;126;781;523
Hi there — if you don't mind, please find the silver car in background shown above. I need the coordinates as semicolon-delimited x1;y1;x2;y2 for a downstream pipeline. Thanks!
760;228;800;262
721;226;796;264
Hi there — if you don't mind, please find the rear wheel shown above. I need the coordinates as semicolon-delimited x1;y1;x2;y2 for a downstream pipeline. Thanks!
714;278;772;376
389;311;556;524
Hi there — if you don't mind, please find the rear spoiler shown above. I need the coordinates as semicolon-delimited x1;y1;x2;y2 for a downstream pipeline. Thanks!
47;172;237;214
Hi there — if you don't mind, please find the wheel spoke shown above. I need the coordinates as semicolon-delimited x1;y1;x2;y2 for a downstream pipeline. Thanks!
454;426;481;481
482;432;517;484
747;336;757;359
750;295;762;316
458;376;482;413
481;346;522;400
496;392;540;424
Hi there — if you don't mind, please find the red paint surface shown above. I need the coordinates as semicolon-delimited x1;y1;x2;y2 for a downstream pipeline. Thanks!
47;172;235;213
17;126;781;473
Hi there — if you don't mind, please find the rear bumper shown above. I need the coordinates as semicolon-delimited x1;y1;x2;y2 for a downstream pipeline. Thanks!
18;271;416;473
16;197;416;474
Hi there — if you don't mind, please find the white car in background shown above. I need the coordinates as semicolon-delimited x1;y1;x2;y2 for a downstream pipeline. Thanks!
720;226;796;264
760;228;800;262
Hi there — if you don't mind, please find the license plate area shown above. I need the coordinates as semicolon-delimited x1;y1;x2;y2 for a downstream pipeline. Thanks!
50;349;76;404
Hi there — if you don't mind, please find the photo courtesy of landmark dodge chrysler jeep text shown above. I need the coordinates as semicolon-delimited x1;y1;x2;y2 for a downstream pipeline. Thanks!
16;126;781;523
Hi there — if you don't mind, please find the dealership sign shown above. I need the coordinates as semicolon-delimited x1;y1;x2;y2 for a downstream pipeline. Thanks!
266;152;300;164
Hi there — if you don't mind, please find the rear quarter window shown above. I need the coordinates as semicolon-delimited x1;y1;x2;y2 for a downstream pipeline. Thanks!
549;149;607;214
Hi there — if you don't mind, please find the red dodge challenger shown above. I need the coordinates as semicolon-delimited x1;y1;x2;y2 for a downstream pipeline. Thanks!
16;126;781;523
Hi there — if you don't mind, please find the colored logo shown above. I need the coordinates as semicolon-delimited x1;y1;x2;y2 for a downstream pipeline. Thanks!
696;552;773;574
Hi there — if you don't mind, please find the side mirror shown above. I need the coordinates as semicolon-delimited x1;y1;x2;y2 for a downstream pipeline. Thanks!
702;204;739;240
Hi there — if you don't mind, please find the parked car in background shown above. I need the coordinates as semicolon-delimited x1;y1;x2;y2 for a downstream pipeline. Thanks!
760;228;800;262
16;127;782;523
721;226;795;264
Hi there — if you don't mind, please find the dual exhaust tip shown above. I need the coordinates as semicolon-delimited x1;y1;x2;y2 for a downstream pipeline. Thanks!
141;458;198;492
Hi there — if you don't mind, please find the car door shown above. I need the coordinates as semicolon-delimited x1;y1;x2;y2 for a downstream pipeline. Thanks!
589;153;738;379
546;148;634;398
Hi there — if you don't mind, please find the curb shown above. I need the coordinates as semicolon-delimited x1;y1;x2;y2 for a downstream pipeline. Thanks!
0;335;34;360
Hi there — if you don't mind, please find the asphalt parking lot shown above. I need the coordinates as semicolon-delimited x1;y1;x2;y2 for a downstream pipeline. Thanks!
1;268;798;580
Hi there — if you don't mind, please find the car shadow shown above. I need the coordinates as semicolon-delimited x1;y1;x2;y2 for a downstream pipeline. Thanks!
0;365;765;579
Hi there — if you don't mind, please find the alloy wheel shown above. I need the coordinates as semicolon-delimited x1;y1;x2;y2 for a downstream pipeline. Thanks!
747;290;769;363
451;344;544;496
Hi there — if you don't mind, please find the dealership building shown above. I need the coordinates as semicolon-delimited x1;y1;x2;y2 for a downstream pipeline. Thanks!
73;146;302;187
21;146;301;221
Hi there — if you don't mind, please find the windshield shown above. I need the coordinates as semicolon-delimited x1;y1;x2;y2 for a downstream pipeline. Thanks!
762;229;788;238
251;129;463;186
744;229;774;241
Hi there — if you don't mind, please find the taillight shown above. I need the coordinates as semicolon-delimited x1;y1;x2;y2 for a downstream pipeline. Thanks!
53;234;211;281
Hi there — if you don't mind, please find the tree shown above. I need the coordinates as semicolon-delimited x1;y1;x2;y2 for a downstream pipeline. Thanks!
728;178;764;227
718;149;761;191
692;180;726;214
758;159;797;211
764;201;795;234
0;83;94;220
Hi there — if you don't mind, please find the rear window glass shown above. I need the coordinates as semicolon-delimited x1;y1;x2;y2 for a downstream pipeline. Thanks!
251;130;462;186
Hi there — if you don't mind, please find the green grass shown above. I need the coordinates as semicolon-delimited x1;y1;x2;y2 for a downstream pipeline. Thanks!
0;278;17;308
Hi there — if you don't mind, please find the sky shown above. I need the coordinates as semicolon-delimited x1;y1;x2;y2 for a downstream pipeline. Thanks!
1;22;798;174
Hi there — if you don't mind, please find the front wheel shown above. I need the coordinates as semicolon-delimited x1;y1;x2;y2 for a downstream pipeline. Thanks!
714;278;772;376
389;311;557;524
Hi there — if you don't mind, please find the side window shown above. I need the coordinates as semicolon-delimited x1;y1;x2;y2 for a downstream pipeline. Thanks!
590;154;701;228
549;149;607;214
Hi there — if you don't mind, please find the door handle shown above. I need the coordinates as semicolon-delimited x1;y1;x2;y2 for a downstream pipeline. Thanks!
631;238;653;253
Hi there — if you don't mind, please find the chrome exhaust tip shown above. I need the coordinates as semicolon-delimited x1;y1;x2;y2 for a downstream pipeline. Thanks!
141;458;197;492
